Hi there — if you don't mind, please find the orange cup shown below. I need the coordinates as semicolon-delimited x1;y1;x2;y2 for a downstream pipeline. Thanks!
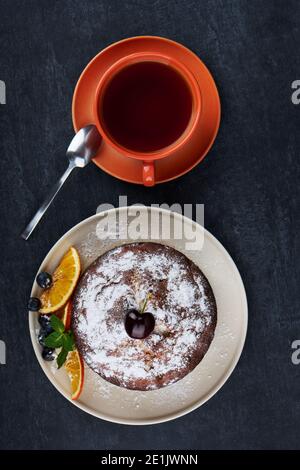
92;52;201;186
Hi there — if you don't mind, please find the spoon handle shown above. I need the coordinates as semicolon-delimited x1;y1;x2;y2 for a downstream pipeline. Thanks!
21;162;75;240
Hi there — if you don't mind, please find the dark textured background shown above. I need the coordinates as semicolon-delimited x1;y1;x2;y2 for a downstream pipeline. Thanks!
0;0;300;450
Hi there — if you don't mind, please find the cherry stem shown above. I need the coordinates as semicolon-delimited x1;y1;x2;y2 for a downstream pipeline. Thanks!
140;292;152;314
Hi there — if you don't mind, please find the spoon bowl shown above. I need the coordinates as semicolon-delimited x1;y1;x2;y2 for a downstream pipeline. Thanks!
67;125;102;167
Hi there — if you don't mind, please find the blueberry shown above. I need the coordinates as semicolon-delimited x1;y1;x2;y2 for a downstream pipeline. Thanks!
36;272;52;289
38;314;52;332
45;323;53;335
28;297;41;312
42;347;55;361
38;328;47;346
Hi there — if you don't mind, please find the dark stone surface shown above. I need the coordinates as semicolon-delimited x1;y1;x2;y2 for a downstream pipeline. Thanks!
0;0;299;450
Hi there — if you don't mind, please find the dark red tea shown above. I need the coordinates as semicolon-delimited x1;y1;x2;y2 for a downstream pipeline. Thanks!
100;61;193;152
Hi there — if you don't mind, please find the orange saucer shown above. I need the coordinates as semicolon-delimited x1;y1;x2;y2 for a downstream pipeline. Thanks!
72;36;221;185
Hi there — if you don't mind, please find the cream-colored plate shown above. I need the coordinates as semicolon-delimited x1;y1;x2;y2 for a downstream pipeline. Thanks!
29;207;247;425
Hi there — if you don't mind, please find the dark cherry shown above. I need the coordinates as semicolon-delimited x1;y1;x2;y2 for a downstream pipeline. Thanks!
125;309;155;340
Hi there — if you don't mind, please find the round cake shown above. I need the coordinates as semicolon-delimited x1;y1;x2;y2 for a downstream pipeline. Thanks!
72;242;217;390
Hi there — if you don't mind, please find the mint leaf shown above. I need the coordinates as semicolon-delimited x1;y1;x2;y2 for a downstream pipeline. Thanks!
44;331;64;348
62;331;75;352
50;315;65;334
57;348;68;369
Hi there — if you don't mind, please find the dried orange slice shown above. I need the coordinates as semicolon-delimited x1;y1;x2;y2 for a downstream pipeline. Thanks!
39;247;80;314
65;349;84;400
62;300;72;330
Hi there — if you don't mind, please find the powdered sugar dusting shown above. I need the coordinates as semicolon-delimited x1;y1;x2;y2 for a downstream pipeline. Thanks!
72;243;216;390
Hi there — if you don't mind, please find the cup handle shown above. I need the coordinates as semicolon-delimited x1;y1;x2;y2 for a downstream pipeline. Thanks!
143;161;155;186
